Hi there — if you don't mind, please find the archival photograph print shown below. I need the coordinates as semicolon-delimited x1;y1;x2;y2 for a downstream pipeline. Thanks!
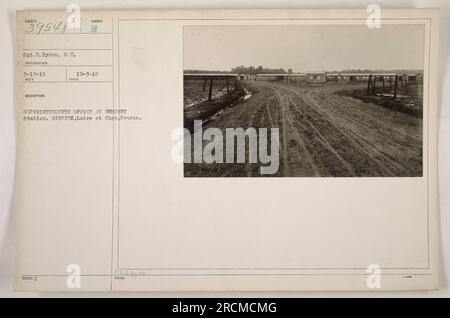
183;24;425;177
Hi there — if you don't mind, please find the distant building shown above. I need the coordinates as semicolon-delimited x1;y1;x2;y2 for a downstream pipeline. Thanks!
348;74;371;81
408;73;423;85
326;73;339;82
255;74;287;81
250;71;422;86
287;73;307;83
306;72;326;84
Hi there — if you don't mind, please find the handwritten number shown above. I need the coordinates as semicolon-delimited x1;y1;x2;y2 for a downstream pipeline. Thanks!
24;21;67;34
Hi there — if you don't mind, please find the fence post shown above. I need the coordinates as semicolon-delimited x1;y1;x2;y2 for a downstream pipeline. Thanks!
367;74;372;95
372;76;377;95
393;75;398;99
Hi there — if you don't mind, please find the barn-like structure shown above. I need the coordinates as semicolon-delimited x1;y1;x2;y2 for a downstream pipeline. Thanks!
255;74;288;81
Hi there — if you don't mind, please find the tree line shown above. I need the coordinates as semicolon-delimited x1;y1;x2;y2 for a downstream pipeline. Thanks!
183;66;294;75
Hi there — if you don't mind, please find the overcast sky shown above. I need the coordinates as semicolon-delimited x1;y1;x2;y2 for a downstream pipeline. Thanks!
184;24;425;72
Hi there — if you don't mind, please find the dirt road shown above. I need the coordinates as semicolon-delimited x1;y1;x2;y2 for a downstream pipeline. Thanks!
184;80;423;177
